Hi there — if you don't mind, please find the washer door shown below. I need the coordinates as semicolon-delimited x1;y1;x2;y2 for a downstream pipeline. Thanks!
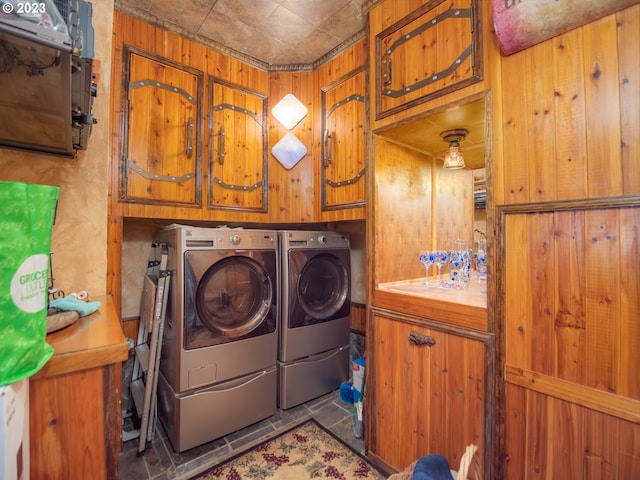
296;252;349;321
195;256;272;337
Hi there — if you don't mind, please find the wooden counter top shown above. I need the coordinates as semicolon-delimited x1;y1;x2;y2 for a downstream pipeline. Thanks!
375;276;488;331
33;296;129;379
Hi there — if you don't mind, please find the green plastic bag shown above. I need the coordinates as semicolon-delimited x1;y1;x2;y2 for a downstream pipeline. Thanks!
0;182;59;386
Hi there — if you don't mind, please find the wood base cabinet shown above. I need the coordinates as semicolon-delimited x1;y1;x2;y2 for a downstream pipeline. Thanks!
367;309;491;477
28;297;127;480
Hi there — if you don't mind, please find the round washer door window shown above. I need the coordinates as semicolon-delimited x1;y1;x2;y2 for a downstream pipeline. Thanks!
297;253;348;320
196;256;272;337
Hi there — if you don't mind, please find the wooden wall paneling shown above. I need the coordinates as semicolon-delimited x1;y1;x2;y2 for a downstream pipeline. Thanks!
549;397;584;478
503;213;530;369
552;29;588;201
525;41;558;202
107;215;123;314
619;207;640;399
553;210;586;383
583;16;623;198
267;71;315;223
372;137;433;286
618;5;640;195
503;382;526;477
584;208;619;392
505;206;640;399
619;417;640;478
499;200;640;478
505;384;640;479
350;302;367;334
500;50;531;205
434;166;474;249
585;408;619;478
527;212;555;376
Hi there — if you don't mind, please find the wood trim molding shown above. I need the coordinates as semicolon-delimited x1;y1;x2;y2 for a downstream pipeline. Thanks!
505;365;640;424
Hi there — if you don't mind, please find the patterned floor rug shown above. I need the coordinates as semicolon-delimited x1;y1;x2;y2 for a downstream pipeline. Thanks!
189;419;389;480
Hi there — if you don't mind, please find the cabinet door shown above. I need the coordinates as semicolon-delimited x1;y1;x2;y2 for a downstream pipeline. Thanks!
375;0;482;119
209;78;268;212
369;313;486;474
120;47;203;206
321;67;367;210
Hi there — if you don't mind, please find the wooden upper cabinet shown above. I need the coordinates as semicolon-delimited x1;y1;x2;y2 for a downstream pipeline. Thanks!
321;66;368;211
209;78;268;212
375;0;482;119
119;46;204;206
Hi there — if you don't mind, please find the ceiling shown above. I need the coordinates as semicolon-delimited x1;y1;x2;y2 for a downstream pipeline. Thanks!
115;0;377;68
378;98;487;171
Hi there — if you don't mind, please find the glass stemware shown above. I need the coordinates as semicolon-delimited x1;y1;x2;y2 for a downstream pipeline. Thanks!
449;239;471;289
432;250;449;286
418;251;435;286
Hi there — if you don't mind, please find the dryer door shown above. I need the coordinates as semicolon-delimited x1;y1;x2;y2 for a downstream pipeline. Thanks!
184;252;276;349
290;250;350;327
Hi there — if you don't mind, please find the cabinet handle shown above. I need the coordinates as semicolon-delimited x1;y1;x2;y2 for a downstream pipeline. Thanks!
382;56;392;86
185;117;194;159
217;125;226;165
408;331;435;347
323;129;332;167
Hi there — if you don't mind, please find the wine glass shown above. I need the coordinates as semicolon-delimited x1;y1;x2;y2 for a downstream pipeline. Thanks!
418;251;435;286
432;250;449;285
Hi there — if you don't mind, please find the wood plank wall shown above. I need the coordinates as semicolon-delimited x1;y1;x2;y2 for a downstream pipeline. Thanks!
267;71;315;223
495;4;640;478
372;136;473;286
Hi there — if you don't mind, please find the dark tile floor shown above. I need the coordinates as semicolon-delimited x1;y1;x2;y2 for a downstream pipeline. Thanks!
118;390;363;480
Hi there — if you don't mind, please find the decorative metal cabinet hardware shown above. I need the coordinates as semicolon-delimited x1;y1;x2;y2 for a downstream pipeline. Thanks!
119;46;203;207
375;0;482;119
208;78;268;212
408;331;436;346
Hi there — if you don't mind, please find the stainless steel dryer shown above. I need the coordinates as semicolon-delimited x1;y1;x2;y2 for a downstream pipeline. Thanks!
154;225;278;452
278;230;351;409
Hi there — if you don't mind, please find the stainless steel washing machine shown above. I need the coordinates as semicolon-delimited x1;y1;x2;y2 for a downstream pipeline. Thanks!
154;224;278;452
278;230;351;409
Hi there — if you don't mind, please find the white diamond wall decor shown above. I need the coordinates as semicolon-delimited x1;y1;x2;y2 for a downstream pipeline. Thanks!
271;93;308;130
272;133;307;169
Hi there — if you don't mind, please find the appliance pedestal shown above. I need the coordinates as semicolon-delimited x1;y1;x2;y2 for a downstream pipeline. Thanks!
278;345;350;410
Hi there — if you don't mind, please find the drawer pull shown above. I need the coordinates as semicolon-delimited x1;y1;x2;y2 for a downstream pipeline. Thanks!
409;331;435;346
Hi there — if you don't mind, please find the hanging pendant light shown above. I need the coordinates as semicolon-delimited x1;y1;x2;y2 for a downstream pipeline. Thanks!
441;128;469;169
